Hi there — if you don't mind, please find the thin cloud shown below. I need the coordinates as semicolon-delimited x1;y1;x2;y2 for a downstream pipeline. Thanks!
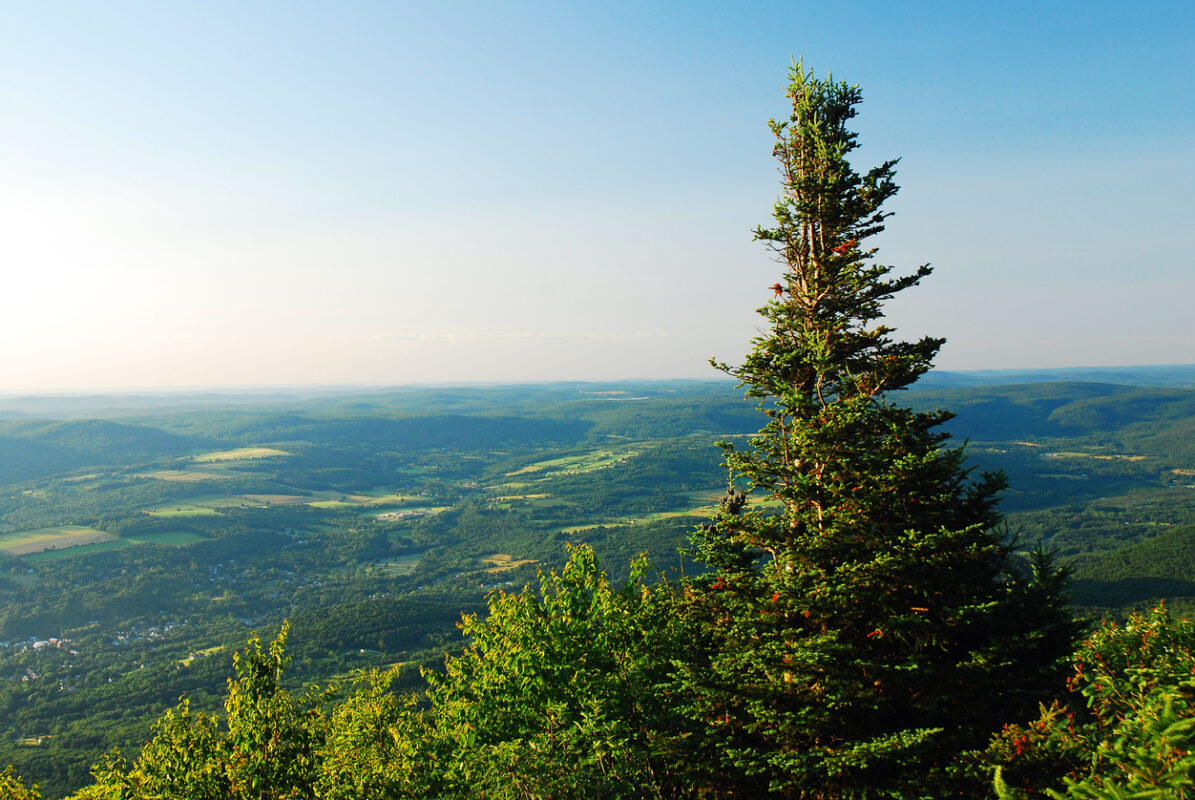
375;329;670;343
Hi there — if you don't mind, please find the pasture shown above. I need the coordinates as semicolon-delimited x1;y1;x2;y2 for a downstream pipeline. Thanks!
180;645;224;667
374;506;449;520
309;492;413;510
480;553;537;574
194;447;293;463
376;552;424;577
0;525;114;556
138;467;236;482
502;447;640;478
145;495;269;516
243;494;312;505
144;505;220;517
24;530;206;562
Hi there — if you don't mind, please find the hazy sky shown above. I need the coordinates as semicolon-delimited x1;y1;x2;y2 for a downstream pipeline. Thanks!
1;1;1191;392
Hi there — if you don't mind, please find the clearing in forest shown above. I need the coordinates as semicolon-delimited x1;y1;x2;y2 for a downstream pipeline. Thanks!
376;552;424;576
0;525;115;555
243;494;313;505
501;448;639;478
138;467;237;481
307;492;414;509
25;530;206;562
194;447;293;462
480;553;537;573
374;506;449;520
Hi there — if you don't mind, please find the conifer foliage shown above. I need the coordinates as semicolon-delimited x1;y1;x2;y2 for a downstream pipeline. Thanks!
682;62;1078;798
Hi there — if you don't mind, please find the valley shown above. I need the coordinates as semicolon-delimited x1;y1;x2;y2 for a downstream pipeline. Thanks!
0;375;1193;795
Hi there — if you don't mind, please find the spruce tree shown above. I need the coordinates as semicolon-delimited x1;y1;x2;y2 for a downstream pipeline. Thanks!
680;62;1078;799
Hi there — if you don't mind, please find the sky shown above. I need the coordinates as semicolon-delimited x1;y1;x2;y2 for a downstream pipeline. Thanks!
1;1;1191;392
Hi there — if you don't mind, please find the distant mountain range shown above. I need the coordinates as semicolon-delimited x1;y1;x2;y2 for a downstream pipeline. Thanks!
2;366;1193;420
918;364;1195;389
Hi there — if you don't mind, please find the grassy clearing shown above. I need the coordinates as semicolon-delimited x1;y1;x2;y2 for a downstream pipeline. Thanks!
145;495;269;516
480;554;537;574
639;507;719;522
1042;451;1148;462
0;526;115;556
128;531;206;546
558;522;629;534
194;447;293;462
181;645;224;667
375;506;449;521
362;493;412;505
145;505;220;518
554;491;758;534
492;493;550;502
25;540;133;562
138;468;236;482
24;530;206;562
487;482;533;493
376;552;424;577
502;448;640;478
243;494;312;505
309;493;413;510
201;496;262;508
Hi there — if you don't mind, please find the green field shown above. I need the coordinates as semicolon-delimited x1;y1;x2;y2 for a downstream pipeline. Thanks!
310;493;413;510
502;448;640;478
376;552;425;577
145;505;220;518
480;553;537;573
24;540;132;562
0;525;114;556
243;494;313;505
137;466;240;482
23;530;206;562
194;447;293;462
129;531;206;545
145;495;270;516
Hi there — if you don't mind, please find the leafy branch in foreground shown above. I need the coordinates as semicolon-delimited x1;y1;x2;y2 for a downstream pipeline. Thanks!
991;605;1195;800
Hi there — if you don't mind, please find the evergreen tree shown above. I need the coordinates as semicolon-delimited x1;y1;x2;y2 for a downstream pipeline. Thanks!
680;62;1079;799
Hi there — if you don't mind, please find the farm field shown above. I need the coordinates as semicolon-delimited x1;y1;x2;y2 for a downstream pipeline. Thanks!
0;525;114;556
376;552;425;577
194;447;293;462
374;506;449;520
480;553;537;573
502;447;640;478
23;530;206;562
137;467;237;482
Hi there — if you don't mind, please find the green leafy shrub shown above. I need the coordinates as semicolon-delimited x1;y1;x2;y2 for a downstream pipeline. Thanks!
72;624;327;800
991;605;1195;799
0;766;42;800
420;544;695;799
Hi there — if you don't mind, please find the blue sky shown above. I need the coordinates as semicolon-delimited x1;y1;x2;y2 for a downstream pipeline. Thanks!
1;1;1191;391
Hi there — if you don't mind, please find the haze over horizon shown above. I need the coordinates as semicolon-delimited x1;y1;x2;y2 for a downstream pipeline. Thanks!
3;2;1191;393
